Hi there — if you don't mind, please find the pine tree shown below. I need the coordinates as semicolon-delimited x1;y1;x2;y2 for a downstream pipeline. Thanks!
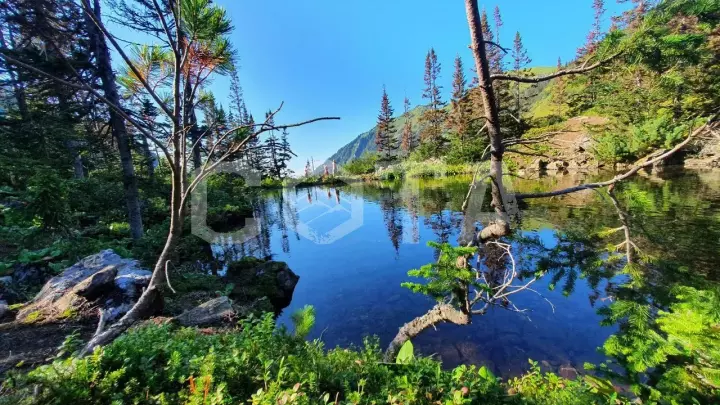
554;57;567;116
493;6;503;50
277;128;295;178
448;55;472;146
511;32;532;117
578;0;606;57
481;8;502;74
613;0;649;29
400;97;414;154
376;85;397;161
419;48;446;153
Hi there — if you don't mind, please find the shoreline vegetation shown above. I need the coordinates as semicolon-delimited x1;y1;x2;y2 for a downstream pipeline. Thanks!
1;0;719;403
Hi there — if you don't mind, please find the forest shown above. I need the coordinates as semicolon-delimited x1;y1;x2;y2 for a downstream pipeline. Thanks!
0;0;719;404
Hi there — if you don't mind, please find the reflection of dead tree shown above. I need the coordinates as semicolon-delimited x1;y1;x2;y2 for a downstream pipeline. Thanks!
606;185;637;264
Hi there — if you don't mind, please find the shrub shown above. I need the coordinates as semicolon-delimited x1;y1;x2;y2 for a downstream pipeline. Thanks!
342;153;378;175
0;314;627;405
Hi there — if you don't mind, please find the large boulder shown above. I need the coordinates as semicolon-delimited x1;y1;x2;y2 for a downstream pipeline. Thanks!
173;296;235;327
225;258;299;312
15;250;153;323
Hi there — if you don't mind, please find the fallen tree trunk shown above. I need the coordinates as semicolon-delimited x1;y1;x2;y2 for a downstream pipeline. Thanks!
385;303;471;362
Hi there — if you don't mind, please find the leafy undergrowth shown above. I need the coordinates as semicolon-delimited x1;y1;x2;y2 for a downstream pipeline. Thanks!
0;314;619;405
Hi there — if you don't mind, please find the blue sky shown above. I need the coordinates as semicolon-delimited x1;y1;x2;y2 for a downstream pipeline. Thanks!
114;1;630;173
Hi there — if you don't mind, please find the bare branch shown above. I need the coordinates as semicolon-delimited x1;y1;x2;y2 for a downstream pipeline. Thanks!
490;52;622;84
482;40;509;54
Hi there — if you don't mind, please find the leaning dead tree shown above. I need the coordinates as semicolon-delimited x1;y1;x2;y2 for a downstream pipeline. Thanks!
385;0;718;360
2;0;339;352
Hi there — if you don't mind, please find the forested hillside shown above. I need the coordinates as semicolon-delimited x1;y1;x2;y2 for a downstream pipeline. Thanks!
333;0;719;176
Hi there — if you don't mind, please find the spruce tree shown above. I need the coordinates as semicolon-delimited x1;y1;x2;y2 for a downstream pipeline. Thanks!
400;97;414;154
376;85;396;161
419;48;446;153
448;55;472;147
511;32;532;117
578;0;606;57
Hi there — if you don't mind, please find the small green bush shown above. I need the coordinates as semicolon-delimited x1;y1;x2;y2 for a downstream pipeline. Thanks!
342;153;378;175
0;314;624;405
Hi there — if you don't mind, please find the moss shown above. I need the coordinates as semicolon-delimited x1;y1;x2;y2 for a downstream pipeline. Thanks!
59;308;76;319
23;310;42;324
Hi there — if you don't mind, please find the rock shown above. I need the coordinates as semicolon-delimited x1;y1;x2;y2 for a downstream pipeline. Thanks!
0;300;7;319
549;160;569;171
226;259;299;312
559;365;579;380
530;158;548;171
75;266;117;300
0;276;11;286
16;250;151;323
174;296;235;327
573;134;593;153
11;264;45;286
115;267;152;298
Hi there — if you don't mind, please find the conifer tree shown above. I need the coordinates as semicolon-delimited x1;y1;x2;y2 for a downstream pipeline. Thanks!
419;48;446;153
448;55;472;146
481;8;502;74
493;6;503;49
578;0;606;57
376;85;397;161
554;57;567;116
511;32;532;117
614;0;649;29
400;97;414;154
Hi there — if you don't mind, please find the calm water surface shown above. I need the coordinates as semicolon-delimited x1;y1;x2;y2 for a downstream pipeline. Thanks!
213;170;720;378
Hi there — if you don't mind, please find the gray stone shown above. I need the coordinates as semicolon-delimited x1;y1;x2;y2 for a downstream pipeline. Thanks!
174;296;235;327
559;365;579;380
75;266;118;300
115;268;152;298
16;250;151;323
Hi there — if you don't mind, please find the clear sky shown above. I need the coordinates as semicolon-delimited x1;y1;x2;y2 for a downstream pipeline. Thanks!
114;1;630;173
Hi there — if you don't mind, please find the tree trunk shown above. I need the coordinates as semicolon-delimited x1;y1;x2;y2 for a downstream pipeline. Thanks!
141;135;155;178
385;303;471;361
0;12;29;120
82;166;182;354
465;0;510;229
87;0;144;240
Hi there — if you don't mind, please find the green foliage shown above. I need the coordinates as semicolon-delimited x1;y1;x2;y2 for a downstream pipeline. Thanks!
508;360;628;405
25;170;71;230
395;340;415;365
0;315;516;405
342;153;378;176
401;242;478;302
290;305;316;339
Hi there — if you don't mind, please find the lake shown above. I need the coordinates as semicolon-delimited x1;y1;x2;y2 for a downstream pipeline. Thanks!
212;169;720;378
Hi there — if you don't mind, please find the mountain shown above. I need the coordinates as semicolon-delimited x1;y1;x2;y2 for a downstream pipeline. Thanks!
317;67;555;172
315;105;428;173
